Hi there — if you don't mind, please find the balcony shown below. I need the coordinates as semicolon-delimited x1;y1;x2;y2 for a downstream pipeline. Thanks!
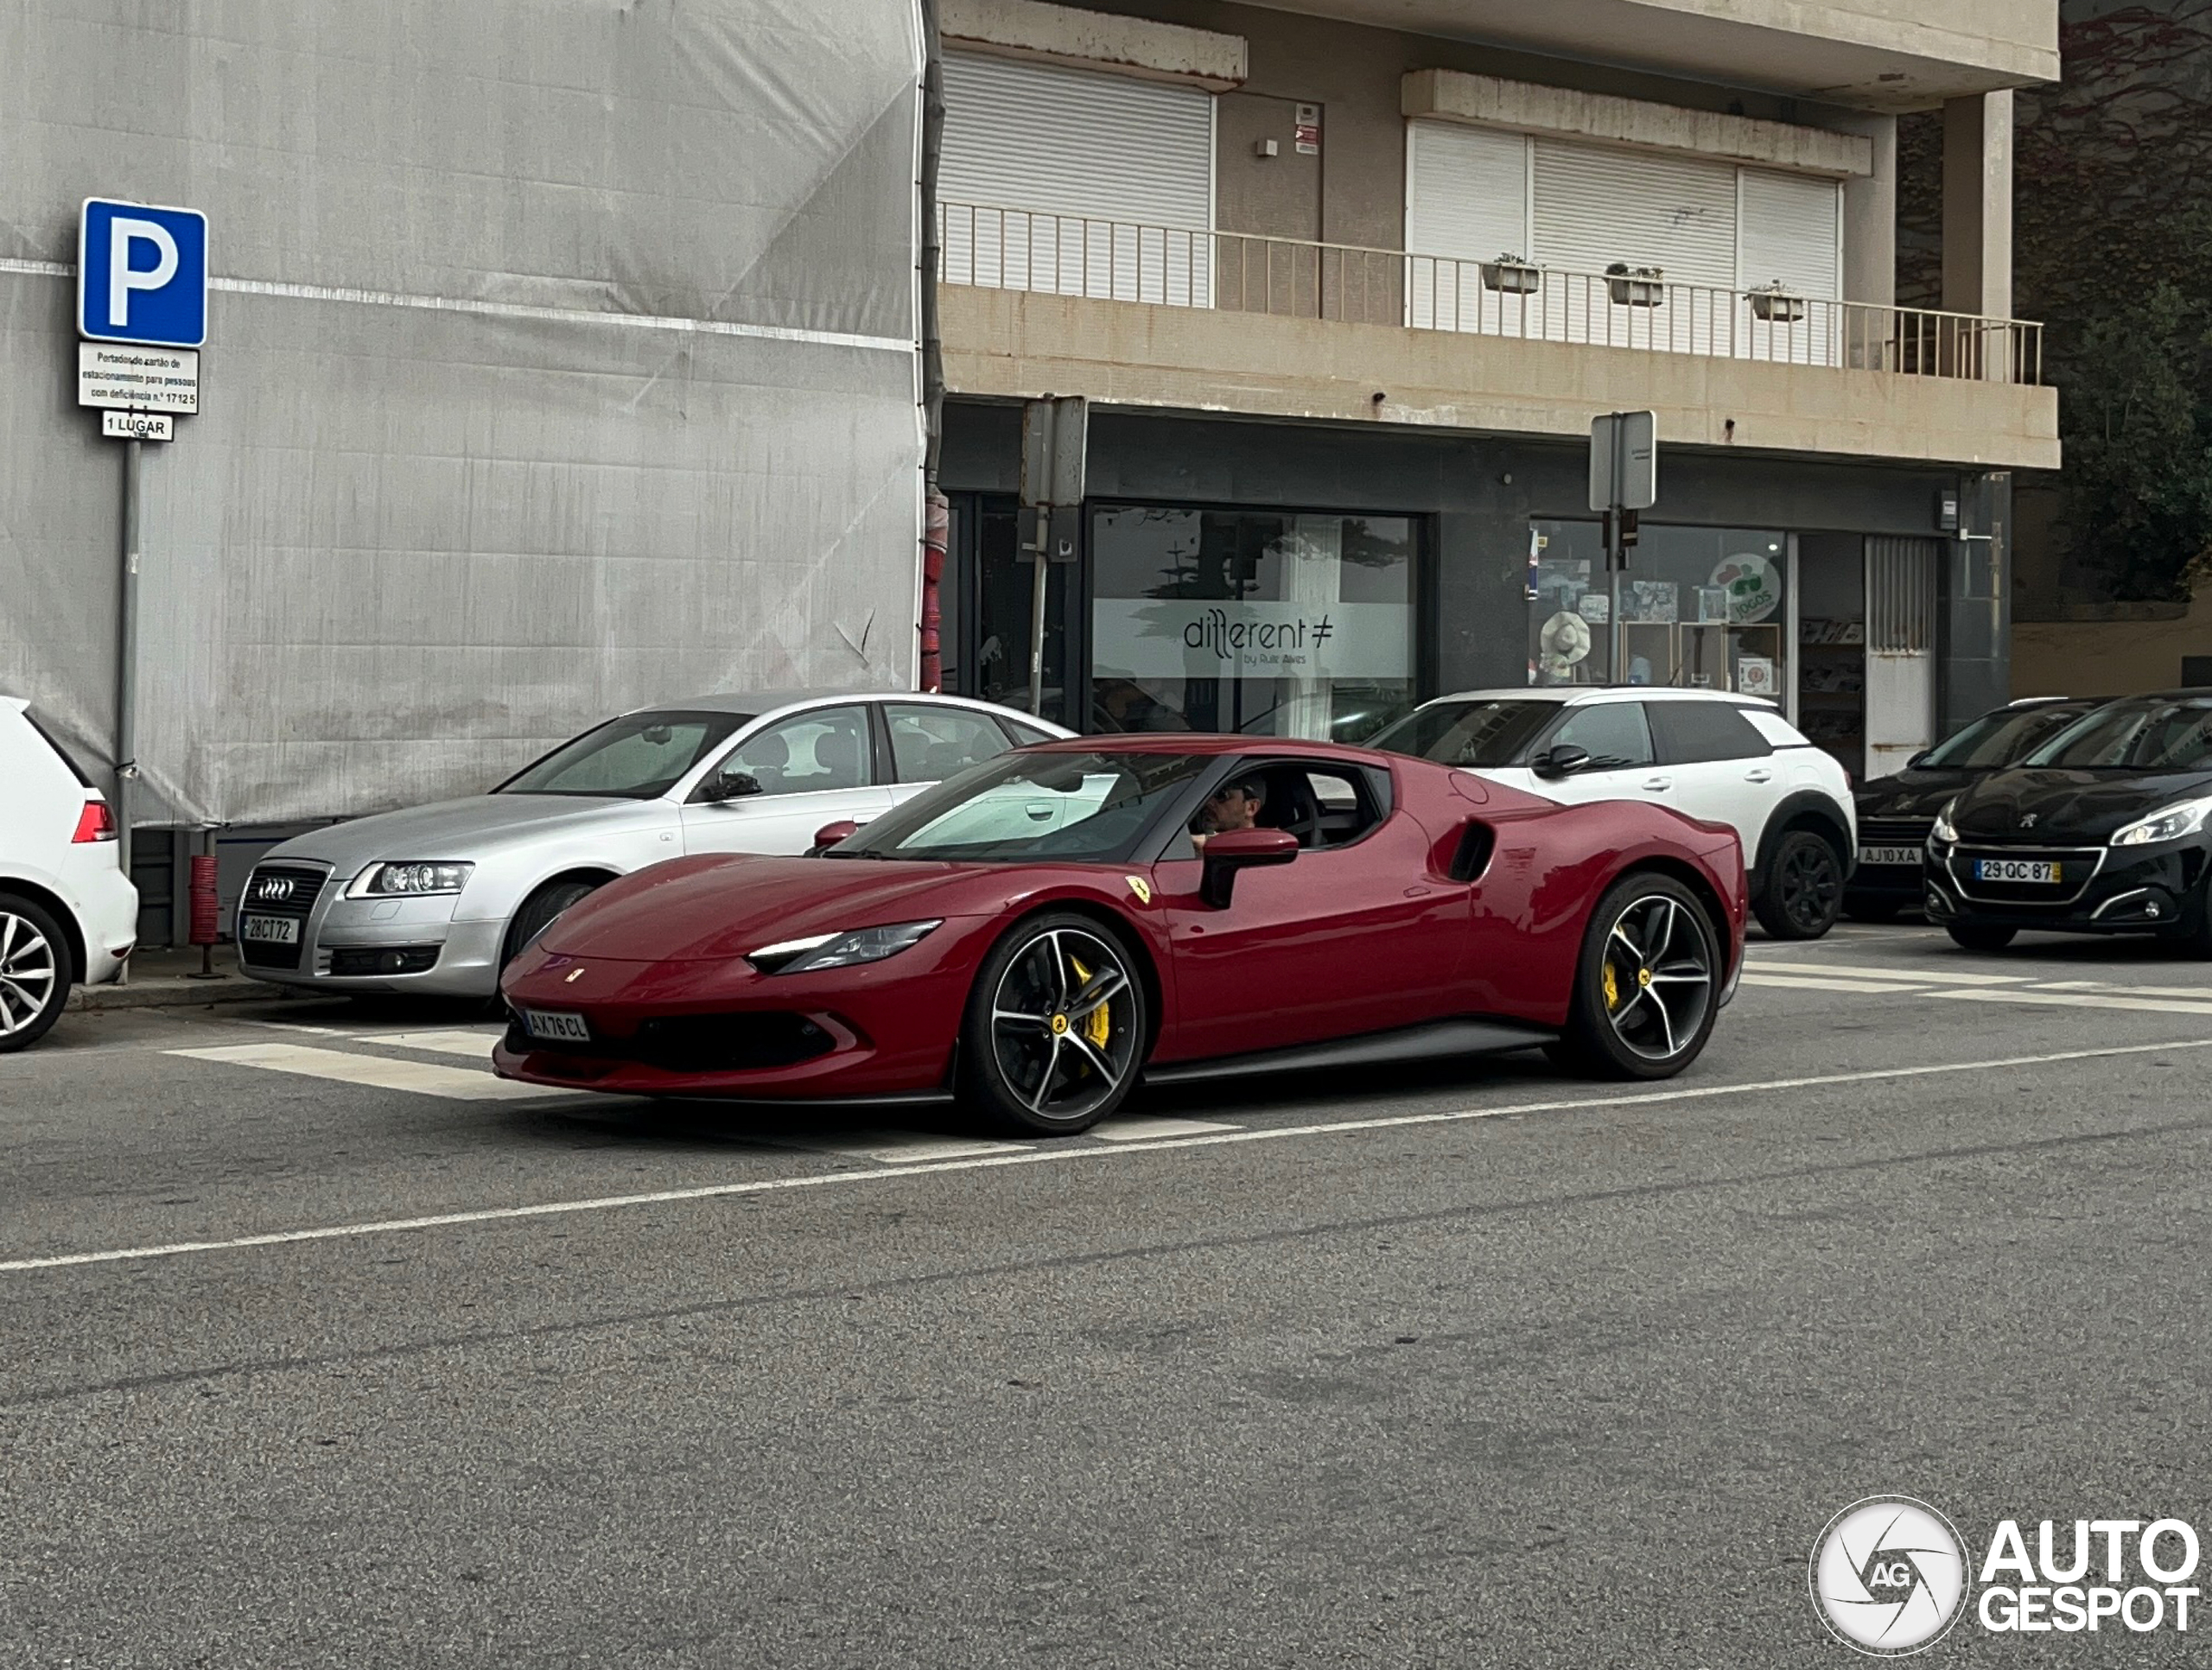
937;203;2059;470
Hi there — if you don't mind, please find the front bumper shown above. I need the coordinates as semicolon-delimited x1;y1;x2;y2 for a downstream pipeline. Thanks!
1923;839;2207;934
492;928;988;1101
236;866;506;996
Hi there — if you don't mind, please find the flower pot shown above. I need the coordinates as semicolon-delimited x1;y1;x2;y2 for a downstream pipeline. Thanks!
1482;260;1541;295
1607;276;1665;308
1750;289;1808;323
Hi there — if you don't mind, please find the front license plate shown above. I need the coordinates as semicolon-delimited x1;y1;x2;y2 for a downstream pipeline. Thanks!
1858;845;1920;867
1975;858;2063;884
523;1008;592;1043
239;914;299;945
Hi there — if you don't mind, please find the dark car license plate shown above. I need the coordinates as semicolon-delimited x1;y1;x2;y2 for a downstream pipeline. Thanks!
1974;858;2063;884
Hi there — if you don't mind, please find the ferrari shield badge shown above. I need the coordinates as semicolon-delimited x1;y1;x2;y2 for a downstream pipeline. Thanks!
1124;875;1152;905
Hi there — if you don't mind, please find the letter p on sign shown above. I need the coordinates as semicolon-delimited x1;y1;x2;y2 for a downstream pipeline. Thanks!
78;200;207;348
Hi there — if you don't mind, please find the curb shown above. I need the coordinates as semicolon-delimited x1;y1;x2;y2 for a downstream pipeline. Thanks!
69;976;321;1013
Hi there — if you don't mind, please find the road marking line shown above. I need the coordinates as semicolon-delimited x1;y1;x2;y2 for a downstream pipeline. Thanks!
1929;989;2212;1017
1741;974;1930;994
1748;960;2031;986
803;1130;1026;1165
2032;980;2212;1000
353;1030;505;1058
14;1037;2212;1276
1092;1115;1243;1140
168;1044;588;1102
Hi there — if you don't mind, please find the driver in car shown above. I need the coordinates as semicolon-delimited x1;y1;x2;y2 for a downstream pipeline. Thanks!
1192;776;1265;849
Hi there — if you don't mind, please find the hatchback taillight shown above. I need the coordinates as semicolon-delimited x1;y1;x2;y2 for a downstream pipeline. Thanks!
72;800;117;843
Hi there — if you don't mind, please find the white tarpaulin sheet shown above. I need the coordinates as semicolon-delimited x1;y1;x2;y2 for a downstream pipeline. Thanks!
0;0;923;824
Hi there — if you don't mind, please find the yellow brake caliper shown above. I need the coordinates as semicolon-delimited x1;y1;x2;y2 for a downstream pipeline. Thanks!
1069;956;1112;1049
1602;960;1620;1012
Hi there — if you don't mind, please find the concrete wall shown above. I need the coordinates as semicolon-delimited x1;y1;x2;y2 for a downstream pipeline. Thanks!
2013;599;2212;698
942;399;1980;700
941;284;2063;470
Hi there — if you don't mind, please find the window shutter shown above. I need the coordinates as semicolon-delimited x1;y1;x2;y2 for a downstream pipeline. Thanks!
1403;120;1529;329
939;53;1214;305
1531;140;1737;352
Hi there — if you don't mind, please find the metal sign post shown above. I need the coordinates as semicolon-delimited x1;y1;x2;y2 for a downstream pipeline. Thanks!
1017;395;1087;720
75;199;208;962
1588;410;1656;683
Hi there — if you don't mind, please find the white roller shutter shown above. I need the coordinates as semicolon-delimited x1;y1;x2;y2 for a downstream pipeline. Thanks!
1403;119;1529;331
939;53;1214;306
1737;168;1843;365
1531;140;1737;352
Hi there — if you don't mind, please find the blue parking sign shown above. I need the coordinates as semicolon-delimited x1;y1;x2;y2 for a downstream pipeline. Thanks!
79;199;207;348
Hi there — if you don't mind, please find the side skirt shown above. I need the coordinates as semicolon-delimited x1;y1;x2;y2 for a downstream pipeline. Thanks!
1141;1017;1557;1089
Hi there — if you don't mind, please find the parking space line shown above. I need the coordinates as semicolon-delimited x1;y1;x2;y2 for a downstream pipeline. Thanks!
16;1036;2211;1276
1740;974;1929;994
1929;988;2212;1017
799;1130;1027;1165
2031;980;2212;1000
168;1044;588;1102
1092;1116;1243;1140
1748;959;2031;986
353;1030;505;1059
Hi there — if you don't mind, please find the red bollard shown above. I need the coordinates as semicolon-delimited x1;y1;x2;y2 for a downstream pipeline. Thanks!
188;851;226;979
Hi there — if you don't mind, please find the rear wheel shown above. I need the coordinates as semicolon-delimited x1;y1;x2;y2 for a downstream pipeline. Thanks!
1554;874;1721;1081
958;913;1146;1137
1754;829;1844;940
1944;922;2017;953
0;894;71;1054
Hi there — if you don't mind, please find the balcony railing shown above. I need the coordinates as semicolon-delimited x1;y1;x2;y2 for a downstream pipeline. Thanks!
938;202;2044;386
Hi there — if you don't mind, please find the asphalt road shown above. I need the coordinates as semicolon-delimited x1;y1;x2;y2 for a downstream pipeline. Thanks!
5;924;2212;1667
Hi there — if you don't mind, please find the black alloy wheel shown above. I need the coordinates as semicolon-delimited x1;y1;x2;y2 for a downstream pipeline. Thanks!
960;913;1146;1136
1553;873;1720;1081
502;878;604;971
1755;829;1844;940
0;894;71;1054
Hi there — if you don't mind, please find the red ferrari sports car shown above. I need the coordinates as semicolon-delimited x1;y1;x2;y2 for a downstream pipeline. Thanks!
495;737;1745;1134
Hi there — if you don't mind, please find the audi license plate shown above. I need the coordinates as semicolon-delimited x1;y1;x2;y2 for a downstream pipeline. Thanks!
1858;845;1920;867
239;914;299;945
1975;858;2063;884
523;1008;592;1043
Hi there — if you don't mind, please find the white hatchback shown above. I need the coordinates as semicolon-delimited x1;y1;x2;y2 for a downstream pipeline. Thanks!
1370;688;1857;939
0;697;140;1050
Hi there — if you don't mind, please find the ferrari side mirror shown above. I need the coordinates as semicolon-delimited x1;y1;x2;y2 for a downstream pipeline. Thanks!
1531;744;1592;781
1199;827;1299;909
810;818;862;854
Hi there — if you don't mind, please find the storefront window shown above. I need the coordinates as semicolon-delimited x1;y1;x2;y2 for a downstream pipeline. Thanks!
1090;506;1418;740
1528;523;1788;702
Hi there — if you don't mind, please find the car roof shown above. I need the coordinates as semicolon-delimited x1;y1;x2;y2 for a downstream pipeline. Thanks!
638;690;1065;724
1421;686;1777;710
1026;733;1395;765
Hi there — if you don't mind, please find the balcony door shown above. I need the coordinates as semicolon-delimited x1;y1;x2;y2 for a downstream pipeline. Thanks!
938;53;1214;308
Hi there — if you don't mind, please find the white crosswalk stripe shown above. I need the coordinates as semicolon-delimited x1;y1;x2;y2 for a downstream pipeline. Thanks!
352;1029;504;1058
1742;956;2212;1017
169;1043;590;1102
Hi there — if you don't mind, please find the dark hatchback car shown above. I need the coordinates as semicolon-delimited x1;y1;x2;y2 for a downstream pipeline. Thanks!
1846;696;2100;920
1925;690;2212;953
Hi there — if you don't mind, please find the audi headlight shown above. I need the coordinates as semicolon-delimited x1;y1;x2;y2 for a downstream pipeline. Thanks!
1930;800;1960;845
747;919;942;975
2111;796;2212;848
353;860;474;898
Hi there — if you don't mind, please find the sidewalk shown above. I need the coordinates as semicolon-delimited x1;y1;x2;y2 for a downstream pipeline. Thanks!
68;946;319;1013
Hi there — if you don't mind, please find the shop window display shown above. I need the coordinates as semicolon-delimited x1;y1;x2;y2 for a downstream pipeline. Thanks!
1528;523;1788;699
1090;505;1418;740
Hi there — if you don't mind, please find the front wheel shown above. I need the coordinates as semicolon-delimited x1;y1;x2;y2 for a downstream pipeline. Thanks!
1754;830;1844;940
958;914;1147;1136
501;878;604;972
1554;874;1722;1081
1945;922;2017;952
0;894;72;1054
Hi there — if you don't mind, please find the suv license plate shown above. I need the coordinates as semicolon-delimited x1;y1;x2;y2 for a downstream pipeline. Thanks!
239;914;299;945
1857;845;1919;867
1975;859;2063;884
523;1008;592;1043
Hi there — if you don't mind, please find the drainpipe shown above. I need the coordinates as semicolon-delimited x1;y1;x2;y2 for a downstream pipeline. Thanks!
917;0;948;692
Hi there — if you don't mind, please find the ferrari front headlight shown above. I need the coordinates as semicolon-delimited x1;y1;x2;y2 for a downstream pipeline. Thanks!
2111;796;2212;848
747;919;942;975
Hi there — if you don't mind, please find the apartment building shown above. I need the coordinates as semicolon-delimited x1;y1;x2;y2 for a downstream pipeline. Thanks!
928;0;2057;775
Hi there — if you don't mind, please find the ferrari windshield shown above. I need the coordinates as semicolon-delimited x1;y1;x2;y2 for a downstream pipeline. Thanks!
1366;700;1559;767
495;709;752;798
833;751;1209;862
2024;698;2212;772
1921;704;2088;769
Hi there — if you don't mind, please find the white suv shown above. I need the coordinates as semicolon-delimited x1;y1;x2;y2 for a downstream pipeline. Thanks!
1370;688;1856;939
0;697;140;1050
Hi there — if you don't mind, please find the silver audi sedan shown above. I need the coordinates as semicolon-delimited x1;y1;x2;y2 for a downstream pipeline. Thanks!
235;691;1071;998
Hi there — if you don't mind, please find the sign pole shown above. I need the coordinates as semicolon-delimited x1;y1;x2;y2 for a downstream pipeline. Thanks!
1027;504;1050;719
1607;429;1626;684
115;435;142;981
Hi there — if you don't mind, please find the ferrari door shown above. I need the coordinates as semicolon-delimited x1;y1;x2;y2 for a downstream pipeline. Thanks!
1157;761;1469;1062
680;705;892;855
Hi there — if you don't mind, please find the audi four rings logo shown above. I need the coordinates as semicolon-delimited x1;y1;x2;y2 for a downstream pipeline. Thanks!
252;876;296;902
1811;1497;1970;1655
